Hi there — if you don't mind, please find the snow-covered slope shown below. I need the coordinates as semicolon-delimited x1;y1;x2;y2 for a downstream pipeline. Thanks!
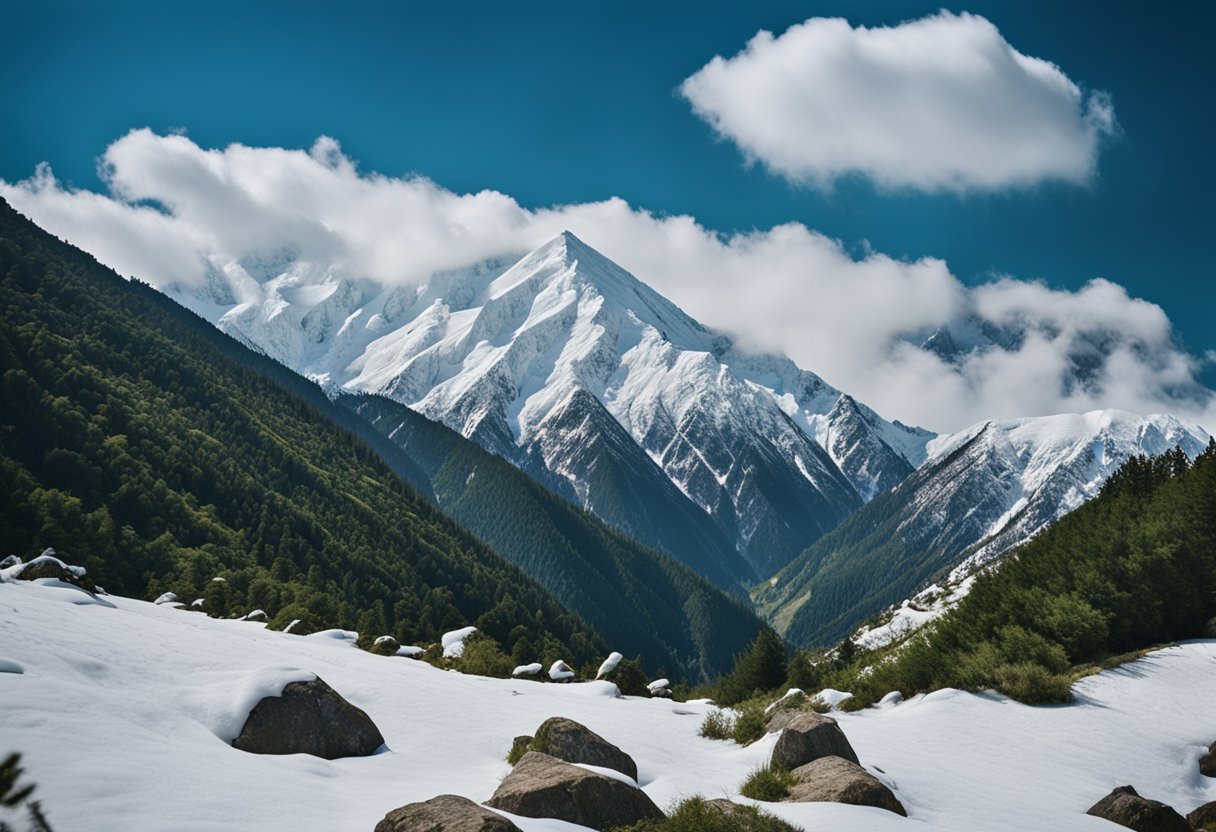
758;409;1212;647
3;571;1215;831
170;231;931;581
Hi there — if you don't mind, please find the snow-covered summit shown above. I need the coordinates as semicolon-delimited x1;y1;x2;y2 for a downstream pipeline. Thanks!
171;231;932;582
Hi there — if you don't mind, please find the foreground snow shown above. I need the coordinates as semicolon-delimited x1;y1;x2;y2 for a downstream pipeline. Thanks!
1;578;1213;831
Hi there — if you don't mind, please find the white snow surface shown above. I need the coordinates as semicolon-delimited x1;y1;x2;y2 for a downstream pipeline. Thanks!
4;578;1216;831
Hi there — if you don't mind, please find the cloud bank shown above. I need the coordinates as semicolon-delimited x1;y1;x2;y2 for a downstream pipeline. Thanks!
679;11;1117;192
3;129;1211;434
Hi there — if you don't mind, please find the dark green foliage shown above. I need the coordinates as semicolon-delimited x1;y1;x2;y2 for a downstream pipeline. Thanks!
347;393;769;683
821;444;1216;705
738;764;796;802
612;795;798;832
456;632;516;678
610;656;650;697
0;197;602;665
0;753;35;808
711;629;789;705
695;698;767;745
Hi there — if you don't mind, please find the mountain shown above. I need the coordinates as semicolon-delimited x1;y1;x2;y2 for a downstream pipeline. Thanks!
170;230;931;583
755;409;1212;647
830;442;1216;708
344;392;767;680
0;196;604;666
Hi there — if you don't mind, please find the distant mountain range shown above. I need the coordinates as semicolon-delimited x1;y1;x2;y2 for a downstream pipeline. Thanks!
754;409;1212;646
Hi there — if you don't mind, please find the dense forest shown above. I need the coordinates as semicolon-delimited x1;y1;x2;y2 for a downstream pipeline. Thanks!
348;393;767;681
823;443;1216;705
0;197;605;667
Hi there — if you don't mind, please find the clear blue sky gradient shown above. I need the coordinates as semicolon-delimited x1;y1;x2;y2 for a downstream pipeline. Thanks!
2;0;1212;364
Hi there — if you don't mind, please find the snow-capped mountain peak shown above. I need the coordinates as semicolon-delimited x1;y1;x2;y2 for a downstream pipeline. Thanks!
172;232;934;584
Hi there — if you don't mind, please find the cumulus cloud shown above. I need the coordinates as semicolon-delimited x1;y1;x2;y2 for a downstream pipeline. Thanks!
679;11;1117;192
3;130;1211;435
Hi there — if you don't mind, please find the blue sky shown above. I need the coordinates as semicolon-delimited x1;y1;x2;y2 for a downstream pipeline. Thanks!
1;0;1213;427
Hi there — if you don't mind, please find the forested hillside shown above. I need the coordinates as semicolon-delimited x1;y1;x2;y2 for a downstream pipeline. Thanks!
347;393;767;680
0;197;604;666
832;444;1216;705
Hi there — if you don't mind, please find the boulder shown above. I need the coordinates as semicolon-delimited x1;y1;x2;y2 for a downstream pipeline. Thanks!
785;756;906;816
9;550;95;591
374;794;520;832
232;677;385;759
486;751;663;831
771;712;859;771
764;709;802;734
528;717;638;780
1201;740;1216;778
1086;786;1192;832
1189;801;1216;831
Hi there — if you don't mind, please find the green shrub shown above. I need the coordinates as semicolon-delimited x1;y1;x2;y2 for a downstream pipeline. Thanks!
506;735;532;766
992;662;1072;704
739;763;796;802
731;701;768;745
457;632;515;678
698;709;735;741
612;795;798;831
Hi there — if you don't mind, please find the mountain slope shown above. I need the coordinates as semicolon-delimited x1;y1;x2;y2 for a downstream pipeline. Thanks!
832;442;1216;707
345;392;767;680
0;196;603;665
755;409;1212;647
170;231;932;583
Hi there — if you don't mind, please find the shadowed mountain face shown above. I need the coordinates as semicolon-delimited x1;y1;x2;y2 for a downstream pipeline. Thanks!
756;409;1212;648
169;229;931;587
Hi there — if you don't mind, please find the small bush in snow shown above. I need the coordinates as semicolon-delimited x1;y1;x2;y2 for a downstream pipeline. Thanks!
456;633;515;679
698;710;734;741
615;795;798;831
992;663;1072;704
738;764;796;802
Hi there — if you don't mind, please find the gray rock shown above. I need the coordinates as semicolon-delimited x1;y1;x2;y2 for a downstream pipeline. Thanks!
374;794;520;832
1202;740;1216;778
1190;801;1216;831
0;555;20;570
771;712;859;771
785;756;906;816
486;751;663;831
232;677;385;759
1086;786;1192;832
529;717;638;780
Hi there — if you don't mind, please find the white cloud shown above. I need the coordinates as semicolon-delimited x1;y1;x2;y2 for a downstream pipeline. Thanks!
679;11;1117;192
3;130;1211;435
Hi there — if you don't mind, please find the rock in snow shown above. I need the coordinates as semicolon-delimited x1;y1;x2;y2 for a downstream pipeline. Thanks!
374;794;521;832
785;756;906;816
548;660;575;682
153;592;179;605
595;652;622;680
513;663;543;677
231;676;385;759
1188;801;1216;831
529;716;639;781
771;712;860;771
486;751;664;831
1085;785;1192;832
442;626;478;658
